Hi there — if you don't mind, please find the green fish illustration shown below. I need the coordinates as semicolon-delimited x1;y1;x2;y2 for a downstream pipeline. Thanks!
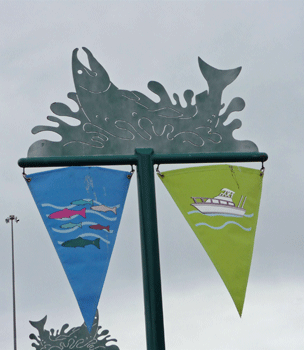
60;222;82;229
71;199;94;206
61;237;100;249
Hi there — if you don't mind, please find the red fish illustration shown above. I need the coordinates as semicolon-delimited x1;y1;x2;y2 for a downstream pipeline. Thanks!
49;208;86;219
89;224;110;231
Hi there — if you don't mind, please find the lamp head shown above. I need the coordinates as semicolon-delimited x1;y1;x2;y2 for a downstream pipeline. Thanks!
5;216;19;223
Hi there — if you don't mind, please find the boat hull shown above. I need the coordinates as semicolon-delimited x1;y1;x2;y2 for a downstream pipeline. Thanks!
191;203;246;217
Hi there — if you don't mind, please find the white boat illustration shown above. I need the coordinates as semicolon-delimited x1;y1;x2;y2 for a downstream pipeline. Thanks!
191;188;246;217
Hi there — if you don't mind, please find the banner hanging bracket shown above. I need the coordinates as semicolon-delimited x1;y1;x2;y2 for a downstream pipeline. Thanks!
156;164;164;178
22;168;31;182
127;164;135;179
260;162;265;176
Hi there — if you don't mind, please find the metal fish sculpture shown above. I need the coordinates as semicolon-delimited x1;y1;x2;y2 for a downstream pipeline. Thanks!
29;315;48;339
60;222;82;229
89;224;110;231
49;208;86;219
91;205;117;215
61;237;100;249
29;311;119;350
71;199;94;206
28;47;259;158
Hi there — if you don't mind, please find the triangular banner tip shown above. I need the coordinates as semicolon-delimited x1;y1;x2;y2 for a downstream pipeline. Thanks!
85;321;93;333
227;284;246;317
86;323;92;333
83;310;99;333
159;164;263;315
82;307;97;333
235;302;243;318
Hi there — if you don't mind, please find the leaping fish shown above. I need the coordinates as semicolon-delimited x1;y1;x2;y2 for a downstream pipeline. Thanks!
60;222;82;229
71;199;94;206
49;208;86;219
61;237;100;249
90;205;117;215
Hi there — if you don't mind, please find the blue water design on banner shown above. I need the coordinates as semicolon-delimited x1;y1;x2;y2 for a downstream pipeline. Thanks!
27;166;131;332
187;210;253;231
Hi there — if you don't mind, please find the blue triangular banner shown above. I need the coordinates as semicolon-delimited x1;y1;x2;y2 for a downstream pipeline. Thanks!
27;166;131;331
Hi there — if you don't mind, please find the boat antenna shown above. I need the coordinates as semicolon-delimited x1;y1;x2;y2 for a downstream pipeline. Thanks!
241;197;247;209
238;196;243;208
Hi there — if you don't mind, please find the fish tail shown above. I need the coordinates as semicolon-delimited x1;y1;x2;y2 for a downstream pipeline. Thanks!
106;225;110;231
90;200;94;206
78;223;82;228
93;238;100;249
112;207;117;215
29;315;47;334
198;58;242;93
80;208;86;218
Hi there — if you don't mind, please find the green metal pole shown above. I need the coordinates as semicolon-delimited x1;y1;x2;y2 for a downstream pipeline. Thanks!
135;148;166;350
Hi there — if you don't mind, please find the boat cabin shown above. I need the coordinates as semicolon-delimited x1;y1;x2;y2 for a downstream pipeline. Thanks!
191;196;235;207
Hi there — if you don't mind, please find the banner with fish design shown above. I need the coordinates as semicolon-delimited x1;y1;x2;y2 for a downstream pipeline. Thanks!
27;166;131;331
158;165;263;316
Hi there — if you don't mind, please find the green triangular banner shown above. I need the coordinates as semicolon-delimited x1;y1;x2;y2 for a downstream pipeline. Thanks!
159;165;263;316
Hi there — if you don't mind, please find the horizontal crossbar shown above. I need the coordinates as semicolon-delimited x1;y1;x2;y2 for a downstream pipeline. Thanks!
18;151;268;168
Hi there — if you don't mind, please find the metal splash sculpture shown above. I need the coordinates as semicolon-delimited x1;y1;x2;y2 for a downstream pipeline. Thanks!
28;47;258;157
29;312;119;350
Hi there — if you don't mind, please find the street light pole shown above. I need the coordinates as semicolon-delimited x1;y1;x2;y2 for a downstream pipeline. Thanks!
5;215;19;350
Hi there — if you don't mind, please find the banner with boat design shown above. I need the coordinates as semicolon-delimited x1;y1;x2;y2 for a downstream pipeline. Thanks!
27;166;131;332
159;164;263;316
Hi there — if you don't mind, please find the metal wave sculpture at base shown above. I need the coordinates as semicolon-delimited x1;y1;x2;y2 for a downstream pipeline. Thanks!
28;47;258;157
29;311;119;350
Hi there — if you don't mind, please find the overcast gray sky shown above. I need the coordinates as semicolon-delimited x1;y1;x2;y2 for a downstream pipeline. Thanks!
1;1;303;349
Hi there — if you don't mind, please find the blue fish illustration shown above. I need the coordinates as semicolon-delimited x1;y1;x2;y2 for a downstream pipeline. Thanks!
61;237;100;249
71;199;94;206
60;222;82;229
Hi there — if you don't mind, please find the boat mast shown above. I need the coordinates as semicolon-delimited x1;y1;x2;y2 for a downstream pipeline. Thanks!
237;196;243;208
241;196;247;209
